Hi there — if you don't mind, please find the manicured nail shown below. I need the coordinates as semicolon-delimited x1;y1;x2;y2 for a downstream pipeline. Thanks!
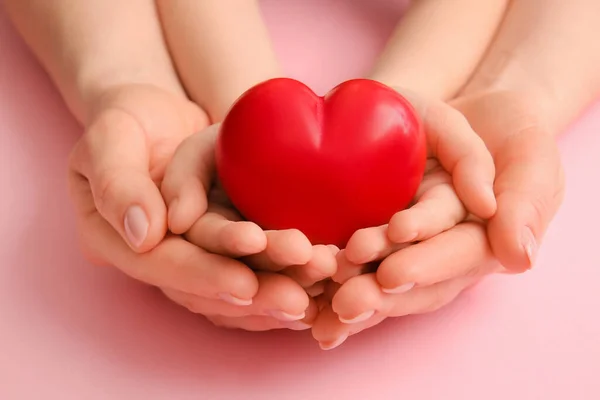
382;282;415;294
521;227;537;268
268;310;306;322
218;293;252;306
339;310;375;324
319;334;348;350
124;205;149;248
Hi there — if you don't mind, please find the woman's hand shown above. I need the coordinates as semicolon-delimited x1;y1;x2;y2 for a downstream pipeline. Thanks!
312;89;565;349
68;84;264;314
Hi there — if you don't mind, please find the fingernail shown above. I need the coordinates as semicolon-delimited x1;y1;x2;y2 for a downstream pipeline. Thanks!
319;334;348;350
284;321;312;330
382;282;415;294
268;310;306;322
339;310;375;324
521;227;537;268
124;205;149;248
218;293;253;306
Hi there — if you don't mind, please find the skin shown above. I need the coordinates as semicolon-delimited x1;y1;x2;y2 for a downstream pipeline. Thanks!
314;0;600;349
2;0;326;330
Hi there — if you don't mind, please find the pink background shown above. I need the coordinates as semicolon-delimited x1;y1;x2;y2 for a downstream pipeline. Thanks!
1;1;599;399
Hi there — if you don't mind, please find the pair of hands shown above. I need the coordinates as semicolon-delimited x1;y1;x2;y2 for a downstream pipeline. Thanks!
67;83;564;349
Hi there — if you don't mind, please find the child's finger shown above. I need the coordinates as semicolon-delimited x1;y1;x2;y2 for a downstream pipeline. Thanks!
344;225;409;265
377;222;493;293
242;229;313;272
160;124;220;234
398;90;497;219
331;249;375;284
282;244;337;288
185;203;267;257
388;181;467;243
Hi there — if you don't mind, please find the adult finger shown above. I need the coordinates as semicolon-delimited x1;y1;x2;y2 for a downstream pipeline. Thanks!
488;128;565;271
160;273;313;321
331;272;488;327
206;296;318;331
72;187;260;304
453;92;565;272
69;108;168;252
377;222;495;293
399;89;497;219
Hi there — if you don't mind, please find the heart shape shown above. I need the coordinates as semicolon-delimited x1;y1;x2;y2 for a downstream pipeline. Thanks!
216;78;426;248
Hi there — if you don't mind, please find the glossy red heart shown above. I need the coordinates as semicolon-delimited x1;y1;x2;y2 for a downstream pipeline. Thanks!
216;78;426;248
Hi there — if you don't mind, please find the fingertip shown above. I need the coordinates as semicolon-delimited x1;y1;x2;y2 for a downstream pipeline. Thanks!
344;226;387;264
165;180;207;234
220;221;268;255
388;211;419;243
266;229;313;266
488;217;537;273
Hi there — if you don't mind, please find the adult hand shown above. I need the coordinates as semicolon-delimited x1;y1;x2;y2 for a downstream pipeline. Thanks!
312;90;565;349
68;84;265;324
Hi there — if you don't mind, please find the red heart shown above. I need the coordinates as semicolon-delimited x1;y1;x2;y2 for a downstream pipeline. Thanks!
216;78;426;248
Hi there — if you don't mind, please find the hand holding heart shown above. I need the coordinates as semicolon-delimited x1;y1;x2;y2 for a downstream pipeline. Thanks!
160;78;500;340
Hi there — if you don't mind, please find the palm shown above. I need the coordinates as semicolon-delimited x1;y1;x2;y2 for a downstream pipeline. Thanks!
452;90;565;270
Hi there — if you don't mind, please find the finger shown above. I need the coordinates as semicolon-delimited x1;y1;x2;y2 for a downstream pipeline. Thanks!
331;249;375;284
72;191;260;304
243;229;313;272
282;244;337;288
311;304;351;350
207;310;315;331
306;280;327;297
388;170;467;243
400;90;497;219
344;225;408;265
162;281;317;323
312;303;387;350
160;124;219;234
488;128;565;272
185;203;267;258
332;272;488;325
69;109;168;252
378;222;494;293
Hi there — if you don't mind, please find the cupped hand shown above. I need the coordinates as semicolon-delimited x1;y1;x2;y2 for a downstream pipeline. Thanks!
334;91;497;287
313;89;565;349
160;124;338;330
451;90;565;272
68;84;266;322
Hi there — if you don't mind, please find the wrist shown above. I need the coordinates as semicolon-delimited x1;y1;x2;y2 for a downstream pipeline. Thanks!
72;64;185;125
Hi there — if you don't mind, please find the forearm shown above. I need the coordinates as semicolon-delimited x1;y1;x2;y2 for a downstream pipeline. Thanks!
368;0;509;100
3;0;184;123
156;0;282;123
461;0;600;135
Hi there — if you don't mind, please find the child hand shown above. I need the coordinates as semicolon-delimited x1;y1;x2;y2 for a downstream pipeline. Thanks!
159;124;338;330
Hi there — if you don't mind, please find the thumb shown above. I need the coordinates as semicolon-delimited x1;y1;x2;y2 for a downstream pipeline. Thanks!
161;124;220;234
70;108;168;253
488;128;565;272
